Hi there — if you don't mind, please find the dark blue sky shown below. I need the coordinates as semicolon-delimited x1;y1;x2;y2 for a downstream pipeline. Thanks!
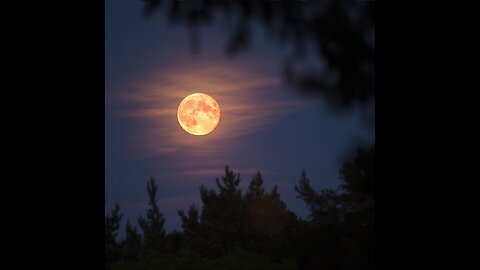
105;0;374;233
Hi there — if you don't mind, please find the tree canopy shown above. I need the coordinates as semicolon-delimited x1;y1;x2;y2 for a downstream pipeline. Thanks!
106;145;375;270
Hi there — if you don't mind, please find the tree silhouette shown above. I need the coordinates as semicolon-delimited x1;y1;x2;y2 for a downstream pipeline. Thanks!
246;171;266;199
199;166;245;255
339;145;375;269
120;219;142;262
105;202;123;270
178;204;200;250
340;145;375;202
245;172;289;238
294;145;375;270
137;177;166;253
107;146;374;269
179;204;200;235
244;171;296;259
141;0;375;125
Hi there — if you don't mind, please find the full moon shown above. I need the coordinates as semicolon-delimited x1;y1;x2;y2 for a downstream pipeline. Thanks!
177;93;221;136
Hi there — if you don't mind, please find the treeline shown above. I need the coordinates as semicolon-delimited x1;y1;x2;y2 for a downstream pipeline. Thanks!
105;145;374;270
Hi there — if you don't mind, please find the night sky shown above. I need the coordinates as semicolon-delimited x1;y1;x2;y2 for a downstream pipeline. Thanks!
105;0;375;233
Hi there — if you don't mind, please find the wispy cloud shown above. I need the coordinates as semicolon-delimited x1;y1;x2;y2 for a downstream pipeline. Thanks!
180;167;269;176
109;57;312;161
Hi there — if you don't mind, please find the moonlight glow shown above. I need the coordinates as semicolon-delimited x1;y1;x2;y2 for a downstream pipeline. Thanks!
177;93;221;136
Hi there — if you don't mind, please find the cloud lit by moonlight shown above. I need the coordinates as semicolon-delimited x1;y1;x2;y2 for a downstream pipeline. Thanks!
109;58;313;162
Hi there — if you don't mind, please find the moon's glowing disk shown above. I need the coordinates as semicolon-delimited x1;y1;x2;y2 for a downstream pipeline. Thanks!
177;93;221;136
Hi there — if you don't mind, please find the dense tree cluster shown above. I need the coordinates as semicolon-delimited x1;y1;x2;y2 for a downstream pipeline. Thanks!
105;145;375;270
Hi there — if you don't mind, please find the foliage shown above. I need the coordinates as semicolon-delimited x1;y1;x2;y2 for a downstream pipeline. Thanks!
142;0;375;122
112;248;297;270
137;177;166;253
105;202;123;270
107;146;375;269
